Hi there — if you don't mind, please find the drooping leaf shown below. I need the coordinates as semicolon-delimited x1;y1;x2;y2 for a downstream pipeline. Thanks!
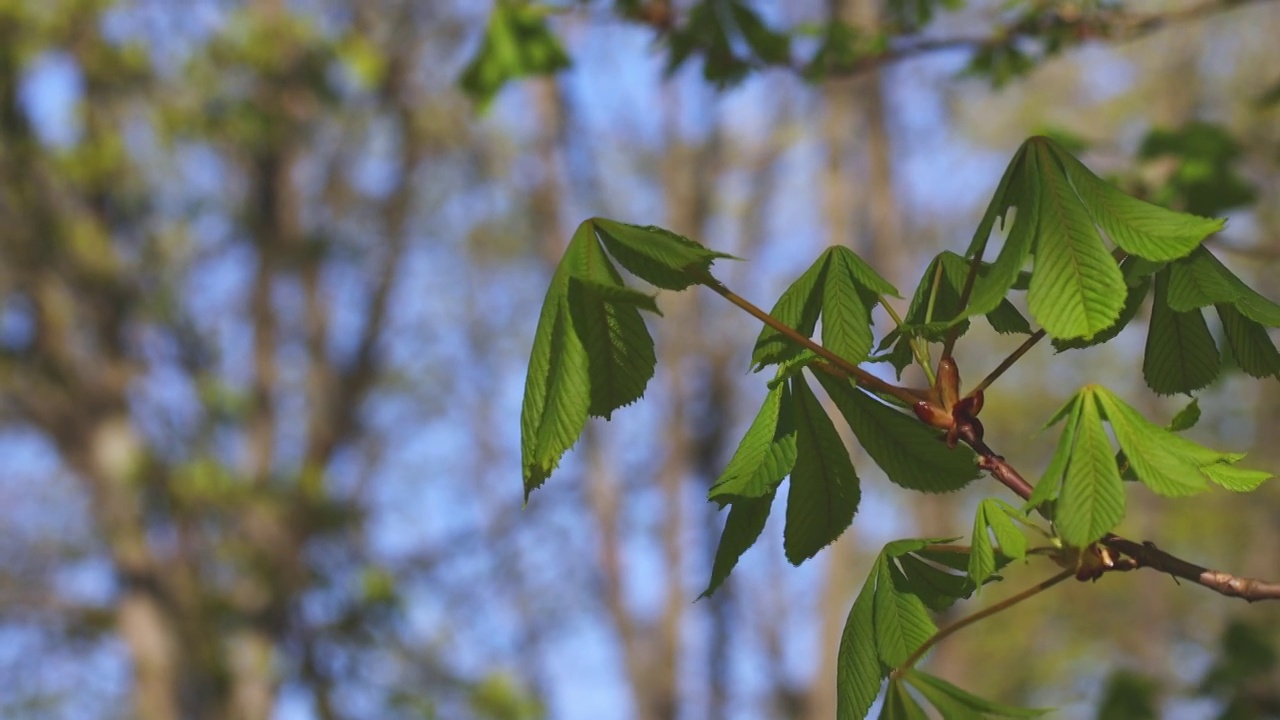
963;146;1038;321
458;1;571;110
895;553;976;612
1052;272;1150;352
1166;246;1280;326
1053;389;1125;547
1091;386;1213;497
1143;270;1219;395
1201;463;1272;492
905;670;1049;718
838;563;885;720
567;277;657;419
1024;394;1080;514
701;492;775;599
1026;141;1127;340
708;382;797;501
873;561;937;667
1217;303;1280;379
520;232;593;497
592;218;733;291
783;375;861;565
815;373;980;494
752;253;831;370
1051;141;1222;262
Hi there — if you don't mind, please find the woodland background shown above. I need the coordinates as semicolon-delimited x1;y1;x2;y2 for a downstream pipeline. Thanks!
1;0;1279;718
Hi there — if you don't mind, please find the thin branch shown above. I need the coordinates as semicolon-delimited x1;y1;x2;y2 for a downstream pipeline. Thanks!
965;432;1280;602
969;329;1047;397
894;569;1074;676
703;278;928;406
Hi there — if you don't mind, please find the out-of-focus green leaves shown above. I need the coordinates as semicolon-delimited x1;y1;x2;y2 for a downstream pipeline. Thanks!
1096;670;1161;720
1197;621;1280;720
469;673;547;720
1138;122;1257;217
667;0;791;88
459;1;571;110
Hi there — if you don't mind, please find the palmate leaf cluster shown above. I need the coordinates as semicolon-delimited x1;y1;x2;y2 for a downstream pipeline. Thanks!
518;136;1279;718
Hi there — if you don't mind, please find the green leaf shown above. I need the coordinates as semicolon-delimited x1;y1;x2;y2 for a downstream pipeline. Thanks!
752;253;831;370
1167;397;1201;432
1166;247;1280;326
839;564;886;720
896;553;976;612
905;670;1049;718
1025;395;1079;513
1053;389;1125;546
1097;670;1160;720
783;375;861;564
708;383;797;501
700;492;775;599
519;234;593;498
730;1;791;65
567;276;657;419
1217;303;1280;379
1051;142;1222;262
592;218;732;291
829;245;901;297
1091;386;1211;497
822;254;876;365
964;145;1037;321
458;1;571;110
1201;463;1272;492
880;678;930;720
816;373;981;493
1027;141;1127;340
873;561;936;667
1052;273;1150;352
1144;270;1220;395
968;504;997;588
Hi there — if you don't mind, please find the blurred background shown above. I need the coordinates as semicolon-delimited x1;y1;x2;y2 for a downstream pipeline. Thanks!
1;0;1279;718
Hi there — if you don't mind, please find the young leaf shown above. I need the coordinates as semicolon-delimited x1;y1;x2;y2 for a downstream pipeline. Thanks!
1026;141;1127;340
752;253;831;370
708;382;797;501
567;276;657;419
905;670;1049;718
701;492;775;599
458;1;571;110
592;218;733;291
896;554;976;612
1144;270;1219;395
784;375;861;565
520;231;594;497
839;564;886;720
1217;303;1280;379
822;253;877;365
1025;394;1080;513
816;373;981;493
1167;397;1201;432
963;147;1038;321
969;499;1028;586
1201;463;1273;492
1167;247;1280;326
1053;273;1150;352
1051;389;1125;546
1051;142;1223;262
1091;386;1212;497
873;560;937;668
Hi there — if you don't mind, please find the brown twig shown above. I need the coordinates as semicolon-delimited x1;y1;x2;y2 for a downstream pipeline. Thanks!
702;278;928;407
964;430;1280;603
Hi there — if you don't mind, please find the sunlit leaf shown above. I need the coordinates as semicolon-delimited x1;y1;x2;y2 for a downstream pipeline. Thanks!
1052;141;1222;261
1053;389;1125;547
1026;141;1127;340
873;561;936;667
839;562;886;720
